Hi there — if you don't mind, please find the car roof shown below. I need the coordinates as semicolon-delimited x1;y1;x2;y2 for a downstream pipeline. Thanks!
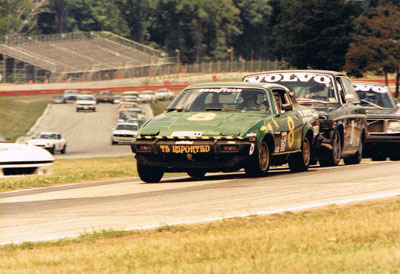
244;69;346;78
352;81;386;87
185;82;289;91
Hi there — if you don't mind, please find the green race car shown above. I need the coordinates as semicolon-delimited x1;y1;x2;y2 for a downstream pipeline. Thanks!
131;82;320;183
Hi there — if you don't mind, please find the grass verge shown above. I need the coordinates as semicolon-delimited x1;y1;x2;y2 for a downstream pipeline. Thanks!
0;95;52;141
0;156;137;192
2;197;400;273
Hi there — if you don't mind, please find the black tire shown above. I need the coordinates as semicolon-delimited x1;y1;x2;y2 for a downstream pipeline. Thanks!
343;138;362;165
61;145;66;154
48;146;55;154
319;130;341;167
372;151;386;161
137;162;164;183
245;141;270;177
187;170;206;180
390;152;400;161
289;136;311;172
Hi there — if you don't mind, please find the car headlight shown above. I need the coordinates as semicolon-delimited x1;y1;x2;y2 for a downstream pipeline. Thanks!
387;121;400;133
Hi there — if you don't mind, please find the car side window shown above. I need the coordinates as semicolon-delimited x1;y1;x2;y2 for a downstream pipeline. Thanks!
272;89;292;114
336;77;346;104
341;77;360;103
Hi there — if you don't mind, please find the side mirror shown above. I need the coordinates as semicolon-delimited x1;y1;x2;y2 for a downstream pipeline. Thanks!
281;103;293;111
345;94;355;104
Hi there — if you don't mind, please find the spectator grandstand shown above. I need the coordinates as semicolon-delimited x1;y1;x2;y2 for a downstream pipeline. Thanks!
0;32;169;83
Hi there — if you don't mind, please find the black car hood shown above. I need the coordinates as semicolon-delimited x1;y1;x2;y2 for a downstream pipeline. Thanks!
365;107;400;119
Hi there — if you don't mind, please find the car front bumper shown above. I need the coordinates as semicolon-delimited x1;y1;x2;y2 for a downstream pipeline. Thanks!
132;137;254;172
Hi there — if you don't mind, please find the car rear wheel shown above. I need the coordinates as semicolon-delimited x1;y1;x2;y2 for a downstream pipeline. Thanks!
289;136;311;172
187;170;206;180
137;162;164;183
61;145;66;154
344;137;362;165
245;141;270;177
319;130;341;167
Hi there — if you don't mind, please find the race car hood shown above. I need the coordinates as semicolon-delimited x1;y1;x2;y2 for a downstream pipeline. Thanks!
364;107;400;119
139;112;267;137
26;139;54;146
113;130;138;135
0;143;54;163
76;101;96;105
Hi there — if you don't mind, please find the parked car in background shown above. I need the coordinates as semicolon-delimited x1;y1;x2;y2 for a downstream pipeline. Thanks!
155;88;175;101
76;94;96;112
26;132;67;154
353;81;400;160
243;70;367;167
132;82;320;183
111;122;139;145
52;95;65;104
96;90;115;103
138;90;156;103
63;89;79;102
113;95;122;104
1;136;54;176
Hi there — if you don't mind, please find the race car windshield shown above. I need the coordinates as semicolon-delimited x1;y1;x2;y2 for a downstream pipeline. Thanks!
245;73;338;103
354;85;396;109
38;133;57;139
166;88;271;113
116;124;138;131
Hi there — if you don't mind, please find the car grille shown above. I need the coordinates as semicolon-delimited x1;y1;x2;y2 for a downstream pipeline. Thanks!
114;134;134;137
368;120;384;132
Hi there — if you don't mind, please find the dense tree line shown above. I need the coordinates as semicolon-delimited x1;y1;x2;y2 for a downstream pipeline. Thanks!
1;0;400;80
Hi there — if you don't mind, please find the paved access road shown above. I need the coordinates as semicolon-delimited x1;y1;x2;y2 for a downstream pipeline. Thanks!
27;103;152;159
1;160;399;245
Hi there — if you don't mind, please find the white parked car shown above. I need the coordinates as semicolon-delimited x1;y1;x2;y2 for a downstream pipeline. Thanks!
138;90;156;103
76;94;96;112
111;123;139;145
155;89;174;101
26;132;67;154
0;136;54;176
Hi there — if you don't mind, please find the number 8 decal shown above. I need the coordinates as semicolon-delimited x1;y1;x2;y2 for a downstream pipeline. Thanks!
287;116;295;148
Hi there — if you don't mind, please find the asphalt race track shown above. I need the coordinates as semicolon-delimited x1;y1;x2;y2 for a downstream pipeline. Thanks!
26;102;152;159
1;160;400;245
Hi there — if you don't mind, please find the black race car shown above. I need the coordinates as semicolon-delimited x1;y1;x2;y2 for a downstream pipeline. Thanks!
353;81;400;160
243;70;367;166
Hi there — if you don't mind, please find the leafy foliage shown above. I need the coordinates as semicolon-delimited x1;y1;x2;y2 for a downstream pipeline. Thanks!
271;0;359;70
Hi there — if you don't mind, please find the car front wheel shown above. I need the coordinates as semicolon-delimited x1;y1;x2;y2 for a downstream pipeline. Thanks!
319;130;341;167
245;141;270;177
137;161;164;183
289;136;311;172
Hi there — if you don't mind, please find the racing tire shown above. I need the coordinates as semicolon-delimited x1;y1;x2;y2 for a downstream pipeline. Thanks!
343;138;362;165
61;145;66;154
187;170;206;180
390;154;400;161
245;141;270;177
137;162;164;183
48;146;55;154
288;136;311;172
371;152;386;161
319;130;341;167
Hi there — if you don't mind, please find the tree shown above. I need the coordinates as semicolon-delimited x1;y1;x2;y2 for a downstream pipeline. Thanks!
271;0;358;70
0;0;50;38
149;0;241;63
344;3;400;97
233;0;274;60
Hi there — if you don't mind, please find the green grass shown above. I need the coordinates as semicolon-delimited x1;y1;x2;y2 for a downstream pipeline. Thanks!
0;156;137;192
0;95;52;141
2;197;400;273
